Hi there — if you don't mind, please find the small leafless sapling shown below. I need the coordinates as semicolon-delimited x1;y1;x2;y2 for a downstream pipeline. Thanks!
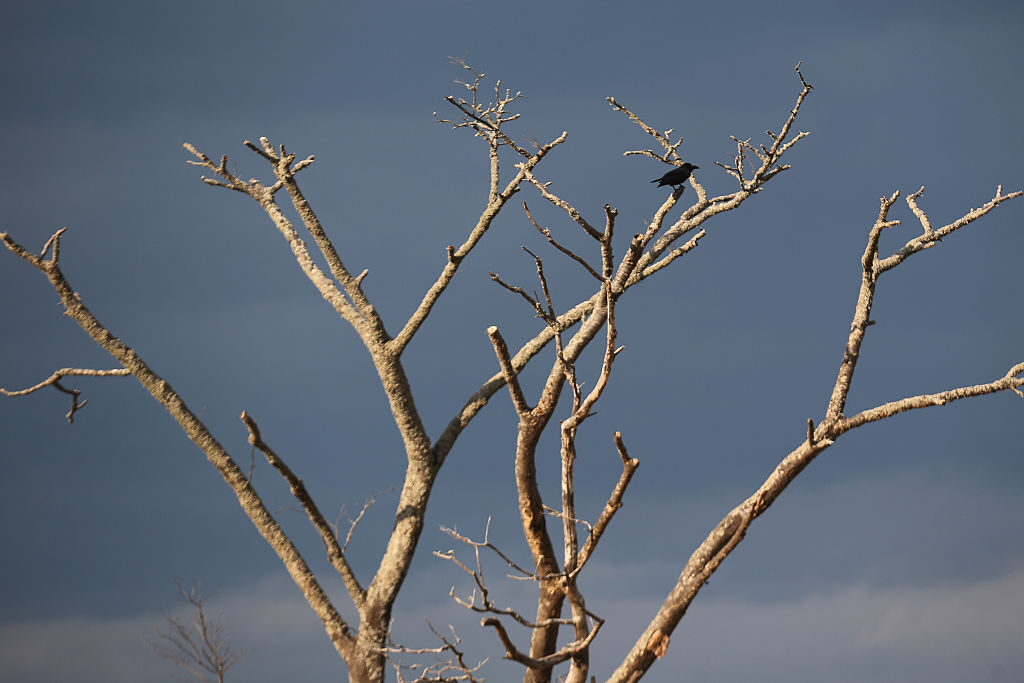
146;580;242;683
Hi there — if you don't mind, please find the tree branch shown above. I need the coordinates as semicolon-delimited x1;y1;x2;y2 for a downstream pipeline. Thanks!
431;67;816;468
876;185;1022;274
1;229;356;660
609;176;1021;682
481;615;601;670
1;366;130;423
575;432;639;573
391;132;568;354
840;362;1024;430
523;202;603;282
487;326;530;416
184;141;374;338
241;410;366;608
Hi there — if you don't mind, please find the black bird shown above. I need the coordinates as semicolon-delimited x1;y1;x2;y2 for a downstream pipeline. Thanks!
651;162;699;189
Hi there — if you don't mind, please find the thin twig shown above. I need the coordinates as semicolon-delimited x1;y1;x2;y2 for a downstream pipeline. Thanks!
1;367;130;423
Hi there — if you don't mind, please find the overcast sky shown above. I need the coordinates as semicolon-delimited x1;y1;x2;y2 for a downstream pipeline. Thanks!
1;1;1022;682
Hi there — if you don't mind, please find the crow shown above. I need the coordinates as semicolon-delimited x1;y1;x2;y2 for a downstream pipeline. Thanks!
651;162;699;189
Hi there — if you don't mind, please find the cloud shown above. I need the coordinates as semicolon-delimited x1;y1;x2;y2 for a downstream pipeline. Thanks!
0;575;342;683
3;567;1022;683
0;613;165;683
588;570;1024;683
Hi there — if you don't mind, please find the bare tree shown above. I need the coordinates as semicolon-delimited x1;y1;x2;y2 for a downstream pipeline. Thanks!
2;60;1021;683
147;580;242;683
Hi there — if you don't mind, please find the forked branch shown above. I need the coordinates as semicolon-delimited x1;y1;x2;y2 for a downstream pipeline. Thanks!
385;621;487;683
184;139;378;339
482;615;602;671
827;185;1021;423
1;366;130;423
393;130;568;355
609;184;1022;682
433;65;815;471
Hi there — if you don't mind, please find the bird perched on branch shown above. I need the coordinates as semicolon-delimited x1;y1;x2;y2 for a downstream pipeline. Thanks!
651;162;699;190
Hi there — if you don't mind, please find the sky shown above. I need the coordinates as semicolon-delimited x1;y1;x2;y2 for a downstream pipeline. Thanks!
1;1;1022;681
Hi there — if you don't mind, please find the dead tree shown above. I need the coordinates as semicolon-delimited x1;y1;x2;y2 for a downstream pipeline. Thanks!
2;61;1021;683
147;580;241;683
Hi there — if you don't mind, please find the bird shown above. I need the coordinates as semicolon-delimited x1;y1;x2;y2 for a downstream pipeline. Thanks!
651;162;699;189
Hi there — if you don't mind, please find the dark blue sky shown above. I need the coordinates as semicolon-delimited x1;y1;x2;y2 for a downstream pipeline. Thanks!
2;2;1022;681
